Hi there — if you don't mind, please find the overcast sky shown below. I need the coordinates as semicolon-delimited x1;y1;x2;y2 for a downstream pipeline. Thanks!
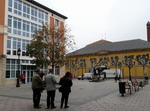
35;0;150;50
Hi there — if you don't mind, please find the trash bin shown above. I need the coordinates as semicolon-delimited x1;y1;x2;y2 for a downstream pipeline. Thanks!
119;82;125;96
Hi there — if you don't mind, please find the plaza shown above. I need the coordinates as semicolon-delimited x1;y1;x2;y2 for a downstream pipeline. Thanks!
0;79;150;111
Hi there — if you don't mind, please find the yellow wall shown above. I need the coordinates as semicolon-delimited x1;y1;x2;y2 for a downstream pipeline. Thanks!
66;50;150;79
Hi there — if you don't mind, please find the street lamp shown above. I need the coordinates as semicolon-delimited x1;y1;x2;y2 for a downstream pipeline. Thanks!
16;48;21;87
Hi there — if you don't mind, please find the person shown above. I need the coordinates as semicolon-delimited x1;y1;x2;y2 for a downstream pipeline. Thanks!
21;74;25;84
103;72;107;81
114;72;118;82
45;69;57;109
32;70;44;109
59;72;73;108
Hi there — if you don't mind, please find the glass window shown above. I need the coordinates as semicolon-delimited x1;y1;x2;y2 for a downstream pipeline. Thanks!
11;59;15;64
14;0;22;16
6;59;10;64
6;65;10;70
7;39;11;48
6;71;10;78
8;16;12;27
13;50;17;55
55;19;59;27
13;39;17;49
13;18;17;28
55;66;60;75
11;70;16;78
7;50;11;55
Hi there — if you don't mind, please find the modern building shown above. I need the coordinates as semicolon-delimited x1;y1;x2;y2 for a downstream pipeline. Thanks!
0;0;67;86
66;23;150;80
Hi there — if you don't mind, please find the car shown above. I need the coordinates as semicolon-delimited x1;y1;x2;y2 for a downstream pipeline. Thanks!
77;73;93;80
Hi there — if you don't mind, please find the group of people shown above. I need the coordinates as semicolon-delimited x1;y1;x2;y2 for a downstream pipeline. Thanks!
31;69;73;109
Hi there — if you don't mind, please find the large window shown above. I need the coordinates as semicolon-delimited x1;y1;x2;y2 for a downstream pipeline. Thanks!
31;7;38;21
13;17;22;35
8;16;12;33
23;3;30;19
7;16;43;38
7;36;30;56
8;0;13;12
6;59;18;78
14;0;22;16
8;0;48;24
23;20;30;37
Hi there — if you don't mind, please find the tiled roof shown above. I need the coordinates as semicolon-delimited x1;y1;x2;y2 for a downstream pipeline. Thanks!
68;39;150;56
25;0;67;19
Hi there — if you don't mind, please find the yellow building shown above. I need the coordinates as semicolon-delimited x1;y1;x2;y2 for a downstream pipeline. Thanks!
66;39;150;80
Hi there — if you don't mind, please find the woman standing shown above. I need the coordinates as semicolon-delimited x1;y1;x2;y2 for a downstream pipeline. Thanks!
59;72;73;108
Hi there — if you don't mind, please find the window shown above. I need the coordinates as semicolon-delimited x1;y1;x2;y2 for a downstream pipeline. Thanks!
31;7;38;21
22;20;30;37
8;16;12;33
23;3;30;19
8;0;12;12
55;19;59;27
90;58;96;67
6;59;19;78
31;23;37;38
7;37;11;49
80;59;86;68
7;50;11;55
14;0;22;16
13;17;22;35
55;66;60;75
6;71;10;78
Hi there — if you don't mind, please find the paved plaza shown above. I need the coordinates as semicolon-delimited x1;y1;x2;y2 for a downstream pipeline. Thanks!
0;79;150;111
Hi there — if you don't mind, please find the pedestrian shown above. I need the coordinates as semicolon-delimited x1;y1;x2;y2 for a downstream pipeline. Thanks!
21;74;25;84
114;72;118;82
59;72;73;108
103;72;107;81
45;69;57;109
32;69;44;109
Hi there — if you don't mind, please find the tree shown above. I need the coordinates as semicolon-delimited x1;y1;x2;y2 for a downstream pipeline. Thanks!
136;54;149;79
124;55;134;81
27;24;75;73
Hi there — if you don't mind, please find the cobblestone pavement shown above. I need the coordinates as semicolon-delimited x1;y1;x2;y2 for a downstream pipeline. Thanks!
0;79;150;111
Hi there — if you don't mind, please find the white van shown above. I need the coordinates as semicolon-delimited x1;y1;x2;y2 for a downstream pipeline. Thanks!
101;69;121;79
77;73;93;80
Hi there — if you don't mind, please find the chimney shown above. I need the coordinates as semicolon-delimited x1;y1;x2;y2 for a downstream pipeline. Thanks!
147;21;150;42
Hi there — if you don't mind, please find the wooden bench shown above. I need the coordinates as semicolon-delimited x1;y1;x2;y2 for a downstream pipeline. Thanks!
125;81;132;95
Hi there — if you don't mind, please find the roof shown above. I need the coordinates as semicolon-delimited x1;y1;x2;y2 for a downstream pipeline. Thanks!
68;39;150;56
25;0;67;19
86;39;112;46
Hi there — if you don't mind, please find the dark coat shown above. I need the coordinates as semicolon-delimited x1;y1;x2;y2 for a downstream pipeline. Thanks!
59;76;73;93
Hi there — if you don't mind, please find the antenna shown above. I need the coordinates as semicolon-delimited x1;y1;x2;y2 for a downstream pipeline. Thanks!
104;33;106;40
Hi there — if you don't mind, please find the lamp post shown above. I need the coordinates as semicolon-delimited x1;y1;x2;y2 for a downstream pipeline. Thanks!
16;48;21;87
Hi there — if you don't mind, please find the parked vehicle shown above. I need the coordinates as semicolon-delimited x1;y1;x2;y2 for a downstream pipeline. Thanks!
77;73;93;80
101;69;121;79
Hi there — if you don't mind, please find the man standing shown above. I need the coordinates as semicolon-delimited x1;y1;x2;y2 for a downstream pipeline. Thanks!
32;70;44;109
45;69;57;109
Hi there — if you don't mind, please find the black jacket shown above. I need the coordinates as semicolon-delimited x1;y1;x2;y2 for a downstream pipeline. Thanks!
59;76;73;93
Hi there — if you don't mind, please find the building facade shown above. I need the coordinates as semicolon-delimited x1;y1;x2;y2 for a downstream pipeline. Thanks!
0;0;67;86
66;37;150;80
